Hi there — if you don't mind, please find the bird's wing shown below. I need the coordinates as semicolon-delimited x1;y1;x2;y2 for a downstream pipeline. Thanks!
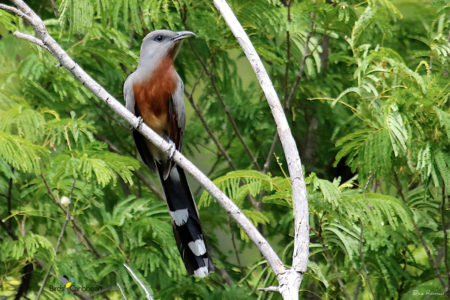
124;73;136;115
124;72;157;172
169;75;186;151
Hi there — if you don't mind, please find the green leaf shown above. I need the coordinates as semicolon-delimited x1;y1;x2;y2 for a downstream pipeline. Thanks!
0;131;49;173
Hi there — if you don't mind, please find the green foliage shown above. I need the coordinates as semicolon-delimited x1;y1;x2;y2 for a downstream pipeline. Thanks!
0;0;448;299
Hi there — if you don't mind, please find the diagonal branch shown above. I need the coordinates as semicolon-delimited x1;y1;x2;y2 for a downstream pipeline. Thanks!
123;264;154;300
185;66;261;209
6;0;285;283
36;179;76;300
13;31;49;51
41;173;101;258
211;0;309;298
0;3;33;23
184;35;261;170
441;184;450;295
263;16;315;175
184;69;237;170
393;172;447;291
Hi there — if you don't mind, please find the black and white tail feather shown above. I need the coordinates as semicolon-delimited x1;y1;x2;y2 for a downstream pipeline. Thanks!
157;163;214;277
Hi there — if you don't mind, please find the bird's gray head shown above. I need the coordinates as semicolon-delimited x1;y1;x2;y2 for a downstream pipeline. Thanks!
138;29;196;69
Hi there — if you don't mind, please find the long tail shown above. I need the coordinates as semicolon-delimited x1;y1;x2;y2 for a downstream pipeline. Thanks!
157;164;214;277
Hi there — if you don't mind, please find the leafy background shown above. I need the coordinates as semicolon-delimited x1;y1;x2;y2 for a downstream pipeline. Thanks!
0;0;448;299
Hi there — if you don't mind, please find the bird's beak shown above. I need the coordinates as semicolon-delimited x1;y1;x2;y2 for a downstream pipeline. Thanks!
172;31;197;42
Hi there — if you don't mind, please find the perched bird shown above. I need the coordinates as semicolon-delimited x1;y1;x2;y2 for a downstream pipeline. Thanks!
123;30;214;277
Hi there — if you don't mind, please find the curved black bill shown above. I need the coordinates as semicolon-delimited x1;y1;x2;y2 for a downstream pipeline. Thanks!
172;31;197;42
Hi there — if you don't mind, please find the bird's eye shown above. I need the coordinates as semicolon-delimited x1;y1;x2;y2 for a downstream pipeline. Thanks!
154;35;164;42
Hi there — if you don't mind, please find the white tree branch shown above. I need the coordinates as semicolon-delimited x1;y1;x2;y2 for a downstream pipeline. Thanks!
13;31;49;51
5;0;285;285
116;283;127;300
0;3;33;23
123;264;153;300
258;286;280;292
211;0;310;298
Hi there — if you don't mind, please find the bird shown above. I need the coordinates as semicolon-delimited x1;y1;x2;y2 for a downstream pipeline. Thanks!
123;29;214;278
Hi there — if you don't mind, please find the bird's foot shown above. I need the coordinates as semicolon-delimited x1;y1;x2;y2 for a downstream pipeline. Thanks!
167;139;177;160
134;116;144;130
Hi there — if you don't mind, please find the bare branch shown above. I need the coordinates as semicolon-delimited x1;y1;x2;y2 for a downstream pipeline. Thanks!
6;167;13;233
13;31;49;51
394;172;447;290
0;3;33;23
358;223;376;299
35;259;94;300
184;74;237;170
258;286;279;292
184;36;261;170
262;134;278;174
41;173;101;258
441;184;450;295
36;180;75;300
313;226;351;300
117;283;128;300
263;15;316;175
49;0;59;17
211;0;309;298
9;0;285;283
123;264;154;300
185;74;261;210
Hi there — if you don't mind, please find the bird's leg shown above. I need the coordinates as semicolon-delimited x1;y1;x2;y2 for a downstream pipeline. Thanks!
167;139;177;160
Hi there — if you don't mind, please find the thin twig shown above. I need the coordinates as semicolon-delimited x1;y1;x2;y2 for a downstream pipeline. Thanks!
360;173;376;299
285;29;313;109
41;174;101;258
0;3;33;23
228;216;243;272
262;134;278;174
36;179;76;300
282;0;292;102
184;70;237;170
49;0;59;17
358;223;375;299
123;264;154;300
258;286;279;292
184;36;261;170
117;283;127;300
6;167;13;232
313;227;351;300
185;69;261;209
91;286;117;297
393;172;447;290
262;15;315;175
13;31;50;51
35;259;94;300
441;183;449;295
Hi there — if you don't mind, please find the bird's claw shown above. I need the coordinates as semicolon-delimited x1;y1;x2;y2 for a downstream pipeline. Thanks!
135;116;144;130
167;139;176;160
